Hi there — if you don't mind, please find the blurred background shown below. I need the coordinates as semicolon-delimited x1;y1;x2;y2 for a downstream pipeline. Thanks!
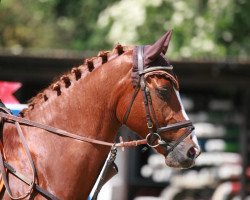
0;0;250;199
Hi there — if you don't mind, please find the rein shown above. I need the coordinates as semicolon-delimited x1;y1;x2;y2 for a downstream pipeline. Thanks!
0;110;147;148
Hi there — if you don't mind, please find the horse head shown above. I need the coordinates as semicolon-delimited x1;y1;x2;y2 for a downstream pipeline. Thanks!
118;30;201;168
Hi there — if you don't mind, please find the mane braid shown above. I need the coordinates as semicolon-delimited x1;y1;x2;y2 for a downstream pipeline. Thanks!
71;67;81;80
52;83;61;96
20;44;130;117
85;59;94;72
98;51;108;64
60;75;71;88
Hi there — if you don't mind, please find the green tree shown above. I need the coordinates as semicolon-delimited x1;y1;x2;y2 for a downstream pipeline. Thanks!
0;0;58;49
0;0;117;51
98;0;250;59
0;0;249;59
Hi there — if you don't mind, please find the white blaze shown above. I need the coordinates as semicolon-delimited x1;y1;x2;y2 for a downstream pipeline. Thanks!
174;89;199;147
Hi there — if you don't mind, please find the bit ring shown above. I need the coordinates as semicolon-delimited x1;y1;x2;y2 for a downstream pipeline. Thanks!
146;133;161;148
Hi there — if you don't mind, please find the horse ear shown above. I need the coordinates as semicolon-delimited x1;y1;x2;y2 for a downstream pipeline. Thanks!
144;30;173;65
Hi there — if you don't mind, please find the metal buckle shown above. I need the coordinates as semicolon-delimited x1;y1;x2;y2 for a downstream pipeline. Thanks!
146;133;161;148
147;121;153;129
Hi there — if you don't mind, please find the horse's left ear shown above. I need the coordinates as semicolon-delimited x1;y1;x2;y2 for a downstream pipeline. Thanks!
144;30;173;65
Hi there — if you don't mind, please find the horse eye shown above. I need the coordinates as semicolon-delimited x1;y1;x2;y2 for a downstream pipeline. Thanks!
156;87;170;101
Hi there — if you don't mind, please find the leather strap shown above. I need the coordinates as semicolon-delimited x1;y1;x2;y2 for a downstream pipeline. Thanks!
3;161;59;200
123;86;140;124
159;126;194;153
0;111;146;148
137;46;155;134
0;107;35;200
139;65;173;75
157;120;193;133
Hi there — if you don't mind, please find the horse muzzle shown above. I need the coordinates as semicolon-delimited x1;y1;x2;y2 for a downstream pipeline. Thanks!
164;136;201;169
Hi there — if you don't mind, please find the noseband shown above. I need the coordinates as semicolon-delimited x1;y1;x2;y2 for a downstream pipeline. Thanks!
123;46;194;153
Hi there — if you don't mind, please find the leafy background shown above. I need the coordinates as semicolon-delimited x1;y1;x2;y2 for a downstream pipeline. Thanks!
0;0;249;59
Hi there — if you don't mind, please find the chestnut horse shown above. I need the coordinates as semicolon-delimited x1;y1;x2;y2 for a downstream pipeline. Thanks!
0;31;200;199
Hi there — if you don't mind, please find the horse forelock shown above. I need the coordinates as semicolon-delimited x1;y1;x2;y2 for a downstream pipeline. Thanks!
20;44;133;117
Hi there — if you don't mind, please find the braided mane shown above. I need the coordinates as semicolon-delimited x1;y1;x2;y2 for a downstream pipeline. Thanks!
20;44;132;117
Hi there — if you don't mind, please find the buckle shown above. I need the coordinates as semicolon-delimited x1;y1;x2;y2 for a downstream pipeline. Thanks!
147;121;153;129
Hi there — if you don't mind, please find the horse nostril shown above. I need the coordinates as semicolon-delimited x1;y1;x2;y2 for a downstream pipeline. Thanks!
187;146;197;158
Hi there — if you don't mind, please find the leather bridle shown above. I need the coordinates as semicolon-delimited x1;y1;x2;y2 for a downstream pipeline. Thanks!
123;46;194;153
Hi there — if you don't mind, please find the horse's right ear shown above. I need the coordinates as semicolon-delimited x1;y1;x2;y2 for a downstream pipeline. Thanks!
144;30;173;65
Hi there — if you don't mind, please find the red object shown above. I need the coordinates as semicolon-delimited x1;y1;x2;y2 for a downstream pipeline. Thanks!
0;81;22;104
231;182;240;193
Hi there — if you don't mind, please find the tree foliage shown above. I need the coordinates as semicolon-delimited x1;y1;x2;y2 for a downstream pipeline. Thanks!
0;0;249;59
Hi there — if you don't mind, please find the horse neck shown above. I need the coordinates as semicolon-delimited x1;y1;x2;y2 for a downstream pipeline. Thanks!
26;52;133;141
3;50;133;199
